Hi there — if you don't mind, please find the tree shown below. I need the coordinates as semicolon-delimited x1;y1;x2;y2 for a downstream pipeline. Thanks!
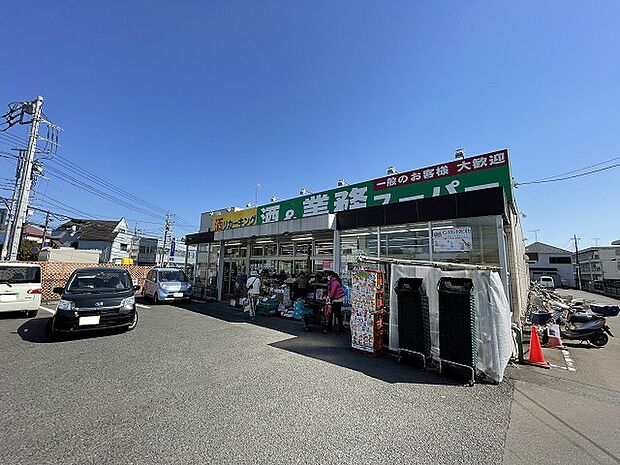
18;239;39;261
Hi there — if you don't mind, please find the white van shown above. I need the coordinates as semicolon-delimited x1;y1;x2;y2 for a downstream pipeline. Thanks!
536;275;555;289
0;263;42;317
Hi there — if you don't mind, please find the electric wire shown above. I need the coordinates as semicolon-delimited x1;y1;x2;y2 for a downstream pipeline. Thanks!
515;161;620;186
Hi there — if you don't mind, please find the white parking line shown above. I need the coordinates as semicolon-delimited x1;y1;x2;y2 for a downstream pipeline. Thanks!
560;349;577;372
136;304;151;309
39;306;55;314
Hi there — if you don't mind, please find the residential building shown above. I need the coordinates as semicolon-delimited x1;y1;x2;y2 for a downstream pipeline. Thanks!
525;242;574;287
50;218;132;263
135;237;158;266
575;246;620;283
22;225;45;245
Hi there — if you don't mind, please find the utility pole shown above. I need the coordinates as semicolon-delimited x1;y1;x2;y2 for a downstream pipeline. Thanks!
3;96;44;261
573;234;582;290
159;213;172;266
41;210;51;249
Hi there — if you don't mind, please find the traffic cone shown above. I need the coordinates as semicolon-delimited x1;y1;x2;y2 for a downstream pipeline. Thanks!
547;324;565;349
527;325;550;368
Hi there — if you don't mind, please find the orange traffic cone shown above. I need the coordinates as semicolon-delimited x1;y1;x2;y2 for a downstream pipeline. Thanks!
527;325;550;368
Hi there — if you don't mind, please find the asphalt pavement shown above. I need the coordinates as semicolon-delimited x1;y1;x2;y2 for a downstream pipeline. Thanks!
502;289;620;465
0;290;618;464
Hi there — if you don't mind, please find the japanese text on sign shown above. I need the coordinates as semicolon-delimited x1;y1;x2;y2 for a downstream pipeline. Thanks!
432;227;473;252
373;150;507;191
255;149;511;224
212;208;258;231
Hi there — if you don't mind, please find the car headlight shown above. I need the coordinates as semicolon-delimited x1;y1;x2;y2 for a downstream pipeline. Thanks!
186;284;192;290
120;296;135;310
57;299;75;311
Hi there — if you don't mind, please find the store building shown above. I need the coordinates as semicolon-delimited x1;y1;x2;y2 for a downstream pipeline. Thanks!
186;149;528;321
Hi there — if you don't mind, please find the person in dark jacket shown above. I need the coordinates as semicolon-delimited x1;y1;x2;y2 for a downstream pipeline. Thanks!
326;270;345;333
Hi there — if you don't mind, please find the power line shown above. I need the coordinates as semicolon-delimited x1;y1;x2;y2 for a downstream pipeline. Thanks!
2;130;198;231
515;160;620;186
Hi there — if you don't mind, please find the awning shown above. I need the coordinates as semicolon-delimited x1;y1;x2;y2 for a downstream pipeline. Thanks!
336;186;507;230
184;230;215;245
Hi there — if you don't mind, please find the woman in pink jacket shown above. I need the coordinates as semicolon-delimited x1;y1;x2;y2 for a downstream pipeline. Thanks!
326;271;346;334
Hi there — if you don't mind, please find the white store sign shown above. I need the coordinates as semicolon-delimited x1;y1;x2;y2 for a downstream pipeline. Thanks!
432;227;473;252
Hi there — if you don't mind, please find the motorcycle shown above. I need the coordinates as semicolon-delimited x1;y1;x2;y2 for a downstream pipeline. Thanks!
539;308;615;347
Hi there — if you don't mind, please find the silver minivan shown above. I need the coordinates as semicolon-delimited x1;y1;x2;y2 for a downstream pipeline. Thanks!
0;263;42;317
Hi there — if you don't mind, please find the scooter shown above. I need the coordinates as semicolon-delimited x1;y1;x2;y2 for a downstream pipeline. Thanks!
558;310;614;347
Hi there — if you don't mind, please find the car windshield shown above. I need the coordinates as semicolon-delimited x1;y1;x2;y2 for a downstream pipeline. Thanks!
159;270;188;282
0;266;41;284
66;270;132;293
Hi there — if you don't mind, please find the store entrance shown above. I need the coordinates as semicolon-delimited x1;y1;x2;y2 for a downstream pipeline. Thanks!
223;260;247;297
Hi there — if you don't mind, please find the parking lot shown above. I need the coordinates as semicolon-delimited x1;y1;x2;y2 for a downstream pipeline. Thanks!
1;294;619;464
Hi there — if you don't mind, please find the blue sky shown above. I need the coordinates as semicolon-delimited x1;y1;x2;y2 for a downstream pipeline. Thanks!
1;1;619;248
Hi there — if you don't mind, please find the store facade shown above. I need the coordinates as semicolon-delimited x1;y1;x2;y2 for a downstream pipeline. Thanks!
186;149;528;321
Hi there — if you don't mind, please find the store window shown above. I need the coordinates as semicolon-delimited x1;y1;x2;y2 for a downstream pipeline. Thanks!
225;245;242;257
280;243;294;256
315;240;333;256
294;260;308;275
341;227;379;258
339;227;379;286
279;261;293;275
251;245;264;257
295;242;312;256
380;223;430;260
264;244;277;256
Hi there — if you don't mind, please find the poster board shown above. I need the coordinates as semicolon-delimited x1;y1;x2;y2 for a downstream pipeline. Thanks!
432;227;472;252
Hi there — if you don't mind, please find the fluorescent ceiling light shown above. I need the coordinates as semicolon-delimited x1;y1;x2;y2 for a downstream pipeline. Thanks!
291;236;313;241
226;242;242;246
256;239;274;244
341;232;373;237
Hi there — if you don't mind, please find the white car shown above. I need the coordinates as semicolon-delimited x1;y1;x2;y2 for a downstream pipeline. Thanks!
0;263;42;317
536;275;555;289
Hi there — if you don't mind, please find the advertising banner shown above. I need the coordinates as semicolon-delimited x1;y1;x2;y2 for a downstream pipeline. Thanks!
432;227;473;252
212;208;258;231
256;149;511;225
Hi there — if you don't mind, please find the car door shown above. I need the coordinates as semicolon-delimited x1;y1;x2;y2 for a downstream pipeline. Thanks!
145;271;155;297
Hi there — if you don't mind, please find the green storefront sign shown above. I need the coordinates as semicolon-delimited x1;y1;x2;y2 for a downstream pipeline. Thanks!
257;149;512;225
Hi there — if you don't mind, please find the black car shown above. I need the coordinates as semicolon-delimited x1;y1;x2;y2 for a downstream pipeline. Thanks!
48;267;139;338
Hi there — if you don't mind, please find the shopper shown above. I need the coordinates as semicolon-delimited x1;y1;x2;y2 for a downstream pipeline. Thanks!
246;271;261;319
296;271;309;299
326;270;345;333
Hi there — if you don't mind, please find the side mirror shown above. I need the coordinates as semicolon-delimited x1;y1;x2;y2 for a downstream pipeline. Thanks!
133;285;141;291
53;287;64;295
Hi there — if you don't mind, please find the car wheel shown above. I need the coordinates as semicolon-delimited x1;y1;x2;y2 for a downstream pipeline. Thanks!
25;310;38;318
590;332;608;347
153;292;159;305
125;310;138;332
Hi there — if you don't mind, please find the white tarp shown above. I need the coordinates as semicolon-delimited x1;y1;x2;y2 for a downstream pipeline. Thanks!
389;264;512;383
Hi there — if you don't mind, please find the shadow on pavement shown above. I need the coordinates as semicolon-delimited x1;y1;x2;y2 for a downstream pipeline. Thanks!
16;316;127;344
177;300;462;386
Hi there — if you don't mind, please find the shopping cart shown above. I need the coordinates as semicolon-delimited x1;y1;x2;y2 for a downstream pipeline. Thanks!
303;300;327;333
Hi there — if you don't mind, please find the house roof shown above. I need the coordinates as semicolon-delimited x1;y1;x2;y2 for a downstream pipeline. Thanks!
55;219;122;242
23;225;44;237
525;241;572;255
